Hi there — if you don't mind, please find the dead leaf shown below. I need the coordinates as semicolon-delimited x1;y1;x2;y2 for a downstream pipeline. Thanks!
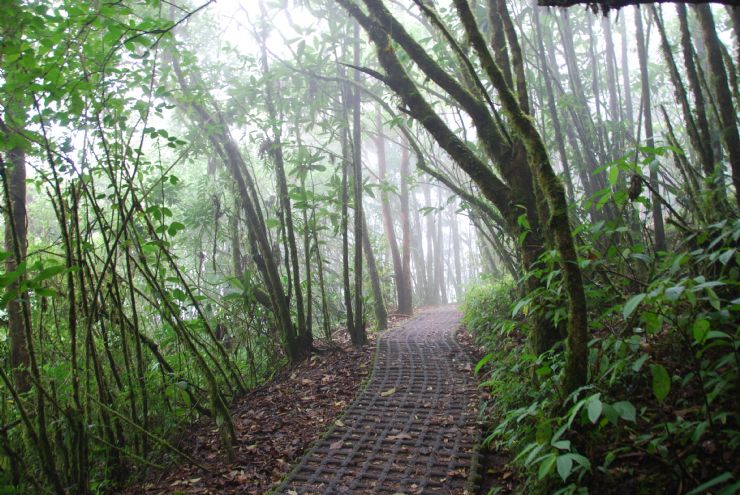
388;432;413;440
335;419;345;427
380;387;396;397
329;440;343;450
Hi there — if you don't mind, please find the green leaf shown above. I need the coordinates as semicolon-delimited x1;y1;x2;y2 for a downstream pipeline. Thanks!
511;298;530;317
718;248;735;266
685;472;733;495
551;440;570;450
665;285;685;301
705;287;721;310
171;288;187;302
608;165;619;187
34;287;57;297
602;403;618;424
623;293;646;319
535;422;552;445
704;330;732;341
556;454;574;481
691;421;708;444
613;401;636;422
34;265;66;282
168;222;185;236
632;353;649;372
537;453;557;479
587;398;602;424
692;319;710;344
474;353;493;375
650;364;670;402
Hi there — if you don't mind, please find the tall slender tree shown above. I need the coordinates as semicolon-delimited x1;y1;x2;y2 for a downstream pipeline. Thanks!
635;6;667;251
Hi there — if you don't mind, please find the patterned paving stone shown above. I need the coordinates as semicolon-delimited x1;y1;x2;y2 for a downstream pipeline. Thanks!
274;306;480;495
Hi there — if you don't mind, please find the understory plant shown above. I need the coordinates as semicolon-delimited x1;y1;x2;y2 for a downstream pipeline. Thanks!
464;218;739;495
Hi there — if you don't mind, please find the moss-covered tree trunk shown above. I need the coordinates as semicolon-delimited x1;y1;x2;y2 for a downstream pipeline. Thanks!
453;0;589;392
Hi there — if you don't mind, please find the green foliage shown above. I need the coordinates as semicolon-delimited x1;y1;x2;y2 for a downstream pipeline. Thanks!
465;218;739;494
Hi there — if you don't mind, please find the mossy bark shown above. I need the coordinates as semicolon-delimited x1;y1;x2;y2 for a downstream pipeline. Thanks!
452;0;588;391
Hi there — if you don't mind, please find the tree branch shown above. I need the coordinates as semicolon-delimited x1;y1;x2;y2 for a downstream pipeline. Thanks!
537;0;735;14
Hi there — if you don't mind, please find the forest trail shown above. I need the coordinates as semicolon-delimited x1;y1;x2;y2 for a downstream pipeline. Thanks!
275;306;480;495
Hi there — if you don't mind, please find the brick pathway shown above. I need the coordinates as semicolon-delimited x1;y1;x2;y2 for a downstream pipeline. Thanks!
274;306;480;495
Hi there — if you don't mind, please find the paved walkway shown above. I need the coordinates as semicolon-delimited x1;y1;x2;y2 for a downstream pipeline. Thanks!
275;306;480;494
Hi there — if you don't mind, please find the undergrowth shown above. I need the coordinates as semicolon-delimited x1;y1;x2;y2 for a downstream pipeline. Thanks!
464;219;739;495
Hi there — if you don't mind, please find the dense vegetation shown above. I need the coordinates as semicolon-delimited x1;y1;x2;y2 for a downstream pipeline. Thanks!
0;0;738;493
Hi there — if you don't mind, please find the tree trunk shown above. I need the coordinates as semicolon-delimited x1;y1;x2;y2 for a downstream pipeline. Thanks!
436;189;447;305
635;7;667;251
1;145;31;393
558;9;611;208
375;110;405;311
172;59;300;363
496;0;530;114
603;14;623;158
728;6;739;68
340;0;560;355
678;4;715;184
351;21;367;346
410;192;428;302
653;5;719;214
450;203;463;302
423;183;439;305
588;16;611;161
340;81;355;341
398;138;413;315
534;5;575;202
257;0;310;353
362;212;388;330
453;0;589;392
620;11;635;142
694;4;740;208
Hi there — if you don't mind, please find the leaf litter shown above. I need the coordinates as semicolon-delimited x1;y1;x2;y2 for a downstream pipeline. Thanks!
125;322;395;495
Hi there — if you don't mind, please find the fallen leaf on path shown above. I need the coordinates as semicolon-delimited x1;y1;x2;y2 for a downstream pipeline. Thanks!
380;387;396;397
388;432;413;440
329;440;343;450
